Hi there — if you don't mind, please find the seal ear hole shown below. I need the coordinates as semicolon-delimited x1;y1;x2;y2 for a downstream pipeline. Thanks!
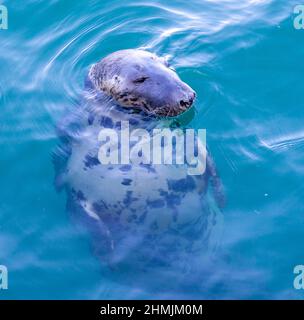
161;55;172;68
133;76;149;84
164;60;170;67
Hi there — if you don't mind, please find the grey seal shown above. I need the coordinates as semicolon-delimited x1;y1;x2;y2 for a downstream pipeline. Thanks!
54;49;224;282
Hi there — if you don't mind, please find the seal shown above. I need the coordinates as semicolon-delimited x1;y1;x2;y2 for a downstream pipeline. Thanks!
54;49;224;277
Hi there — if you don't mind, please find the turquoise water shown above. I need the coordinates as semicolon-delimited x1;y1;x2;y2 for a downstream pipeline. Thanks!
1;0;304;299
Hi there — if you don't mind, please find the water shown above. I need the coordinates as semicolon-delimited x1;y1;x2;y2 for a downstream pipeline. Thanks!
0;0;303;299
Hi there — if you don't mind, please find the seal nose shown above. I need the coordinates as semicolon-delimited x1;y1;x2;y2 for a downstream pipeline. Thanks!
179;91;196;109
189;91;196;105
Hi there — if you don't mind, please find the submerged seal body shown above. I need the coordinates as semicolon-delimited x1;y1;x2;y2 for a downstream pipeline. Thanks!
54;50;224;274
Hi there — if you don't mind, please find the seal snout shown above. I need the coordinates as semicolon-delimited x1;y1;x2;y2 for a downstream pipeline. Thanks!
180;91;196;109
174;87;196;116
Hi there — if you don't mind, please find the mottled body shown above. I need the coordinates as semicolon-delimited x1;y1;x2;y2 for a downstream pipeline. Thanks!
54;50;224;270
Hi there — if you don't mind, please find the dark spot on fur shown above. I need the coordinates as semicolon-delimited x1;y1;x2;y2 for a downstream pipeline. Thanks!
158;189;182;208
84;154;100;169
121;178;132;186
100;116;113;128
147;199;165;208
166;194;182;207
129;118;139;126
123;191;138;206
92;201;108;214
167;176;196;193
73;189;86;201
138;210;148;224
119;165;132;172
140;164;156;173
88;114;95;125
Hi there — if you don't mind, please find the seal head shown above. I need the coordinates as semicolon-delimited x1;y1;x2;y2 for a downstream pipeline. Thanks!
88;49;196;117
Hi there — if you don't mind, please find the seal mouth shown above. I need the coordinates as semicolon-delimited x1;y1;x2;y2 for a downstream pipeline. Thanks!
153;92;196;118
112;99;195;118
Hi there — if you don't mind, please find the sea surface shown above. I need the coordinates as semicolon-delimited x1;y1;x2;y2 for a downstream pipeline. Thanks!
0;0;304;299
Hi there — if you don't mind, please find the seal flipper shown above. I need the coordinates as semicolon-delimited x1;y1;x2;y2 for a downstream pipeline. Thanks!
90;220;116;268
66;191;116;267
79;203;116;266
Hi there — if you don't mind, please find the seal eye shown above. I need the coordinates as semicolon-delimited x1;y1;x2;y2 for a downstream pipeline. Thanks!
133;76;149;84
